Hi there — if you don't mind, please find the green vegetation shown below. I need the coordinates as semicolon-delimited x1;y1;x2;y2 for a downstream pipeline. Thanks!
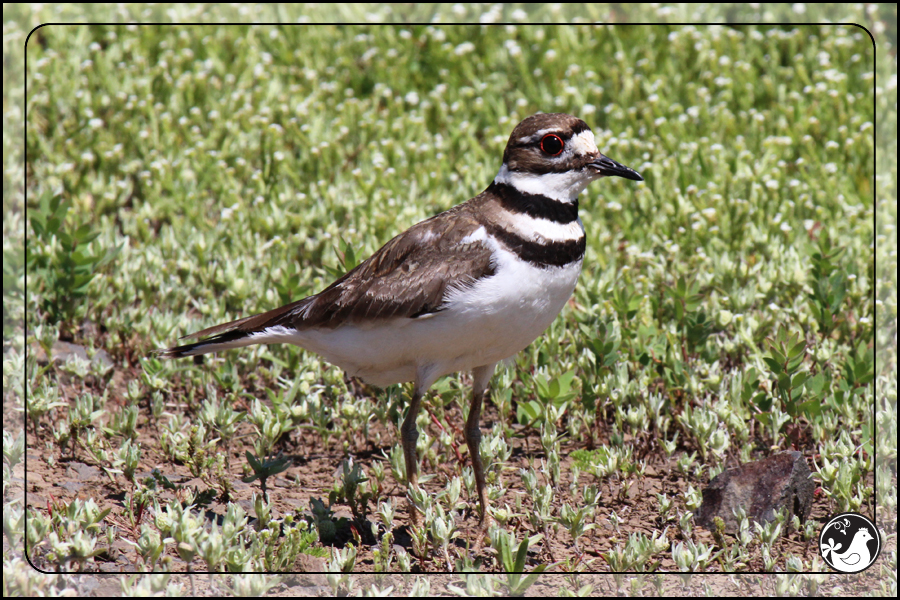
4;3;895;597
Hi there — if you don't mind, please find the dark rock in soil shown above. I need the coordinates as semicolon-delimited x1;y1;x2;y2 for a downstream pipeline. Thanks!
695;451;814;533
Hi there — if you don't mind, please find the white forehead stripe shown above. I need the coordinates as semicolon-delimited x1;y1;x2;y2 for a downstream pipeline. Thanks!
518;127;557;144
570;130;599;155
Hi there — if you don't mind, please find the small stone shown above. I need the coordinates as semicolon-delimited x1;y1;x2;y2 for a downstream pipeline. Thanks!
57;480;86;494
67;461;101;481
695;451;814;534
31;340;115;373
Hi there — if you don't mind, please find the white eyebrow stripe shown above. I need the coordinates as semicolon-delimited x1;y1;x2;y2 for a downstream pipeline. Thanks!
518;127;560;144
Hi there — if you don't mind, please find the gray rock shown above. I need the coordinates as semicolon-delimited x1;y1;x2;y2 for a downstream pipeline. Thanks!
57;481;86;494
695;451;814;533
32;340;114;371
66;461;101;481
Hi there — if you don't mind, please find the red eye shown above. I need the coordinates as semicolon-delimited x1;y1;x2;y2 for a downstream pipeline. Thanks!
540;134;564;156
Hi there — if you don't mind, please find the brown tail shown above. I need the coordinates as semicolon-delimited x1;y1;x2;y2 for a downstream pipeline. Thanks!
156;296;316;359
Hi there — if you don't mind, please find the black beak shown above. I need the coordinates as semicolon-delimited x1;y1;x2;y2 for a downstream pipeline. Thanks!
589;154;643;181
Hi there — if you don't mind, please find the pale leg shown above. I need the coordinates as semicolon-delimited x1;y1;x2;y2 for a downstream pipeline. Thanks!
466;362;497;548
401;366;439;530
400;386;423;529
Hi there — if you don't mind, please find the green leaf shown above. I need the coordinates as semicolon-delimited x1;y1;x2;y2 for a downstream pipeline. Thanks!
786;354;805;373
798;398;822;418
74;222;97;242
685;294;703;311
95;243;123;269
71;249;97;266
514;537;529;572
763;357;783;373
745;367;759;383
808;303;822;322
57;230;74;249
558;369;575;394
534;373;550;399
246;451;262;471
548;378;560;399
517;400;541;424
31;216;46;236
805;372;826;395
754;394;773;412
788;340;807;360
71;274;95;293
791;372;808;390
777;373;791;392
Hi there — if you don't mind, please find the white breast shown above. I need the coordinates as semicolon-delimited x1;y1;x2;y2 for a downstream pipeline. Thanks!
281;245;583;387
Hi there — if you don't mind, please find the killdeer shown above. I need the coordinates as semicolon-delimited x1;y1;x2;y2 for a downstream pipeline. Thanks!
159;112;642;537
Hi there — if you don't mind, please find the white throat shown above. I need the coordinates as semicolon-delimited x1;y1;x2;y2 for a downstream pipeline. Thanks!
493;163;594;203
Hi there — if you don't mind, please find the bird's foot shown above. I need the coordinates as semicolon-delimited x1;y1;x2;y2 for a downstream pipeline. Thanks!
470;513;493;554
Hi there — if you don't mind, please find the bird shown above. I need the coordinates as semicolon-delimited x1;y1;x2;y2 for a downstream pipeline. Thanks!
823;527;875;571
158;112;643;539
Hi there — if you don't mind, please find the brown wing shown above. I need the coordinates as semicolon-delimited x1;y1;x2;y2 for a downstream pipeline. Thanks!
182;203;496;340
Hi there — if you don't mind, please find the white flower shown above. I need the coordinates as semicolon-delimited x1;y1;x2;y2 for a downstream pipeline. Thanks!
479;6;500;23
451;41;475;56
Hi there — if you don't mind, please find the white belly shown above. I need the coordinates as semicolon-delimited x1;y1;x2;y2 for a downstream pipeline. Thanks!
285;249;583;387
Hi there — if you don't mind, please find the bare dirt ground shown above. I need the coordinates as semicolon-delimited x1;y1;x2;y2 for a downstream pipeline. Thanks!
13;378;891;587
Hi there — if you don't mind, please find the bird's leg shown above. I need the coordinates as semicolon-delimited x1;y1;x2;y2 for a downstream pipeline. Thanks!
466;363;497;550
401;384;424;529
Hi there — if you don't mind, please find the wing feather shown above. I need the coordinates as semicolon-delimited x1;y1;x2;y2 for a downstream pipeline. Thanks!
179;203;496;344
